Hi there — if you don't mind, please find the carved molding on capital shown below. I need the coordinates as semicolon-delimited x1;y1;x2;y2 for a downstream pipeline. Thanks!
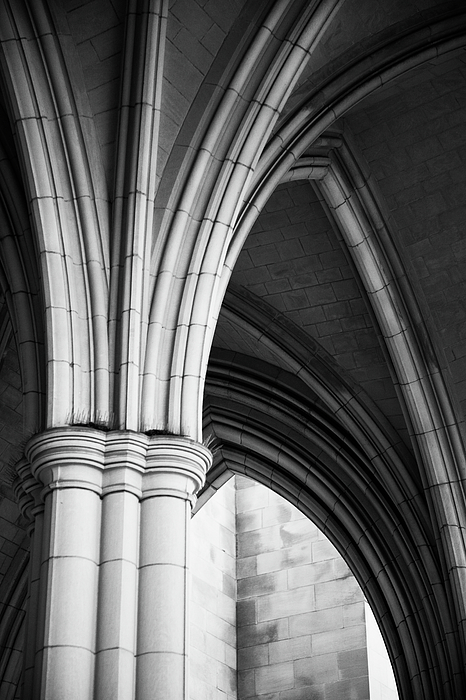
18;428;213;506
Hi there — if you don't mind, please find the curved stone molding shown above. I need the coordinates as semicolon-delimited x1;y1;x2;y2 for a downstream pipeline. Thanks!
110;0;168;432
0;0;109;429
202;372;458;700
141;0;343;439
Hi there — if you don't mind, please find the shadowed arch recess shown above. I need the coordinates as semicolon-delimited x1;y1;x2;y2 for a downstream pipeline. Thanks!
203;350;463;700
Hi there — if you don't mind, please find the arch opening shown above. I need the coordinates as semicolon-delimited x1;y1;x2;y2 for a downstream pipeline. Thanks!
190;474;399;700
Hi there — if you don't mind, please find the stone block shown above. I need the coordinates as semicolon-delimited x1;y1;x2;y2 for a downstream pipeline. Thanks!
406;136;443;164
255;662;295;694
438;123;466;150
225;642;236;669
201;22;226;56
190;623;206;652
204;0;239;32
315;268;343;284
237;598;256;627
191;577;218;614
338;647;368;679
238;570;287;599
172;27;212;74
288;181;314;205
266;187;294;211
238;527;281;558
241;265;271;285
222;572;236;599
343;601;365;627
266;279;292;295
289;606;343;638
217;663;236;693
315;576;363;611
267;261;296;280
280;222;308;240
331;279;360;301
300;307;327;325
190;648;218;687
317;319;343;337
301;232;334;254
165;40;202;102
191;559;223;590
278;519;313;548
68;1;120;44
290;272;319;289
306;284;336;305
190;676;217;700
288;559;335;589
236;482;265;510
262;502;303;527
237;510;262;533
287;205;317;224
280;239;305;260
205;611;236;647
294;255;323;275
324;676;370;700
312;538;339;562
269;635;311;664
237;643;269;669
257;550;292;576
237;556;257;579
312;626;366;656
257;210;291;230
238;618;289;648
294;651;339;686
206;631;225;663
217;589;236;624
238;669;255;698
283;289;311;311
257;586;315;622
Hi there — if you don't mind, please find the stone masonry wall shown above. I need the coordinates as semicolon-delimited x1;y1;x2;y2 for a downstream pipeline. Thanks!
236;476;370;700
190;478;237;700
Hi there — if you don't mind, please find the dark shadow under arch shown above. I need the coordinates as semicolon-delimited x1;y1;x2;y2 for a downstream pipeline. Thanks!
203;350;464;700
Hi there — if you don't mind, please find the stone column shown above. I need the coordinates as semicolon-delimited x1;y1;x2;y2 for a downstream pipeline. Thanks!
19;429;211;700
94;433;146;700
135;436;212;700
24;429;106;700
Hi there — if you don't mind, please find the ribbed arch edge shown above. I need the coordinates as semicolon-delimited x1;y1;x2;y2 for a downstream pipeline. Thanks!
0;0;109;429
201;366;464;698
110;0;168;431
275;133;466;655
141;0;343;438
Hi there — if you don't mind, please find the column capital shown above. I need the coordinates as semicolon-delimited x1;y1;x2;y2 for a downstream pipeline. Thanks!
142;435;212;502
22;428;213;503
25;427;107;497
102;431;147;498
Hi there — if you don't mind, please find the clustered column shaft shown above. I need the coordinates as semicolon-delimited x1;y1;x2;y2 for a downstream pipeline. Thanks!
16;428;212;700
